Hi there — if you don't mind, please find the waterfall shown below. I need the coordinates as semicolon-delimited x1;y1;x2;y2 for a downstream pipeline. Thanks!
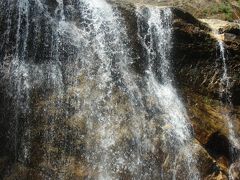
3;0;65;167
56;0;146;178
11;0;31;163
136;6;199;179
217;40;240;179
0;0;201;179
218;40;239;149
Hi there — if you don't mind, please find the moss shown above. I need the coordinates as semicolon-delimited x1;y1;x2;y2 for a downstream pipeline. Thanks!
204;96;213;104
219;3;233;21
212;5;220;14
219;3;231;14
208;3;234;21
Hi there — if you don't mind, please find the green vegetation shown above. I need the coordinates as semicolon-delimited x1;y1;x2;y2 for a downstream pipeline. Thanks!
219;3;233;21
211;2;233;21
170;0;238;22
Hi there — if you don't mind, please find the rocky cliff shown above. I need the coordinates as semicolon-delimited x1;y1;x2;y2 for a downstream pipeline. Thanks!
0;0;239;179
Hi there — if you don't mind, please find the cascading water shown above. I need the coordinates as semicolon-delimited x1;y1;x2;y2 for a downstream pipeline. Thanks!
218;40;239;148
1;0;65;171
136;6;199;179
199;18;240;178
0;0;202;179
11;0;31;164
68;1;142;178
217;39;240;179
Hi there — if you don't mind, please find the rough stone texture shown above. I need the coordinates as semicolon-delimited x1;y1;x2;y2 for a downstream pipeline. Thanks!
117;1;240;178
110;0;240;22
182;88;240;161
0;0;239;179
168;7;240;177
171;16;240;106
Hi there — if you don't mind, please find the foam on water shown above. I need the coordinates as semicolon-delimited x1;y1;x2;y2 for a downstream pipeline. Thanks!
1;0;201;179
136;6;199;179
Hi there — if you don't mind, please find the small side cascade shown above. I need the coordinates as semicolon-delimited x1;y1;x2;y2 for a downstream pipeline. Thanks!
200;19;240;177
218;41;239;148
215;34;240;179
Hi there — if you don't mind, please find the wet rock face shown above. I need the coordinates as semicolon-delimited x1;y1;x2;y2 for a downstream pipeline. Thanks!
171;13;240;106
0;0;239;179
221;24;240;106
230;162;240;180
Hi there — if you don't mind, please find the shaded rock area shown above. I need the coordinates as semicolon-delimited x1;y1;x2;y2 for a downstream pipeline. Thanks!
0;0;239;179
172;16;240;106
172;16;240;169
184;89;240;158
171;12;240;177
182;88;240;179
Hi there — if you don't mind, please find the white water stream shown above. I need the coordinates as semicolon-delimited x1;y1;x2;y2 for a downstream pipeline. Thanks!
0;0;200;179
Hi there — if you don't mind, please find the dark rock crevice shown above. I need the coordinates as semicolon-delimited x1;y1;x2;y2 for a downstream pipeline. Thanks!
204;132;232;163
